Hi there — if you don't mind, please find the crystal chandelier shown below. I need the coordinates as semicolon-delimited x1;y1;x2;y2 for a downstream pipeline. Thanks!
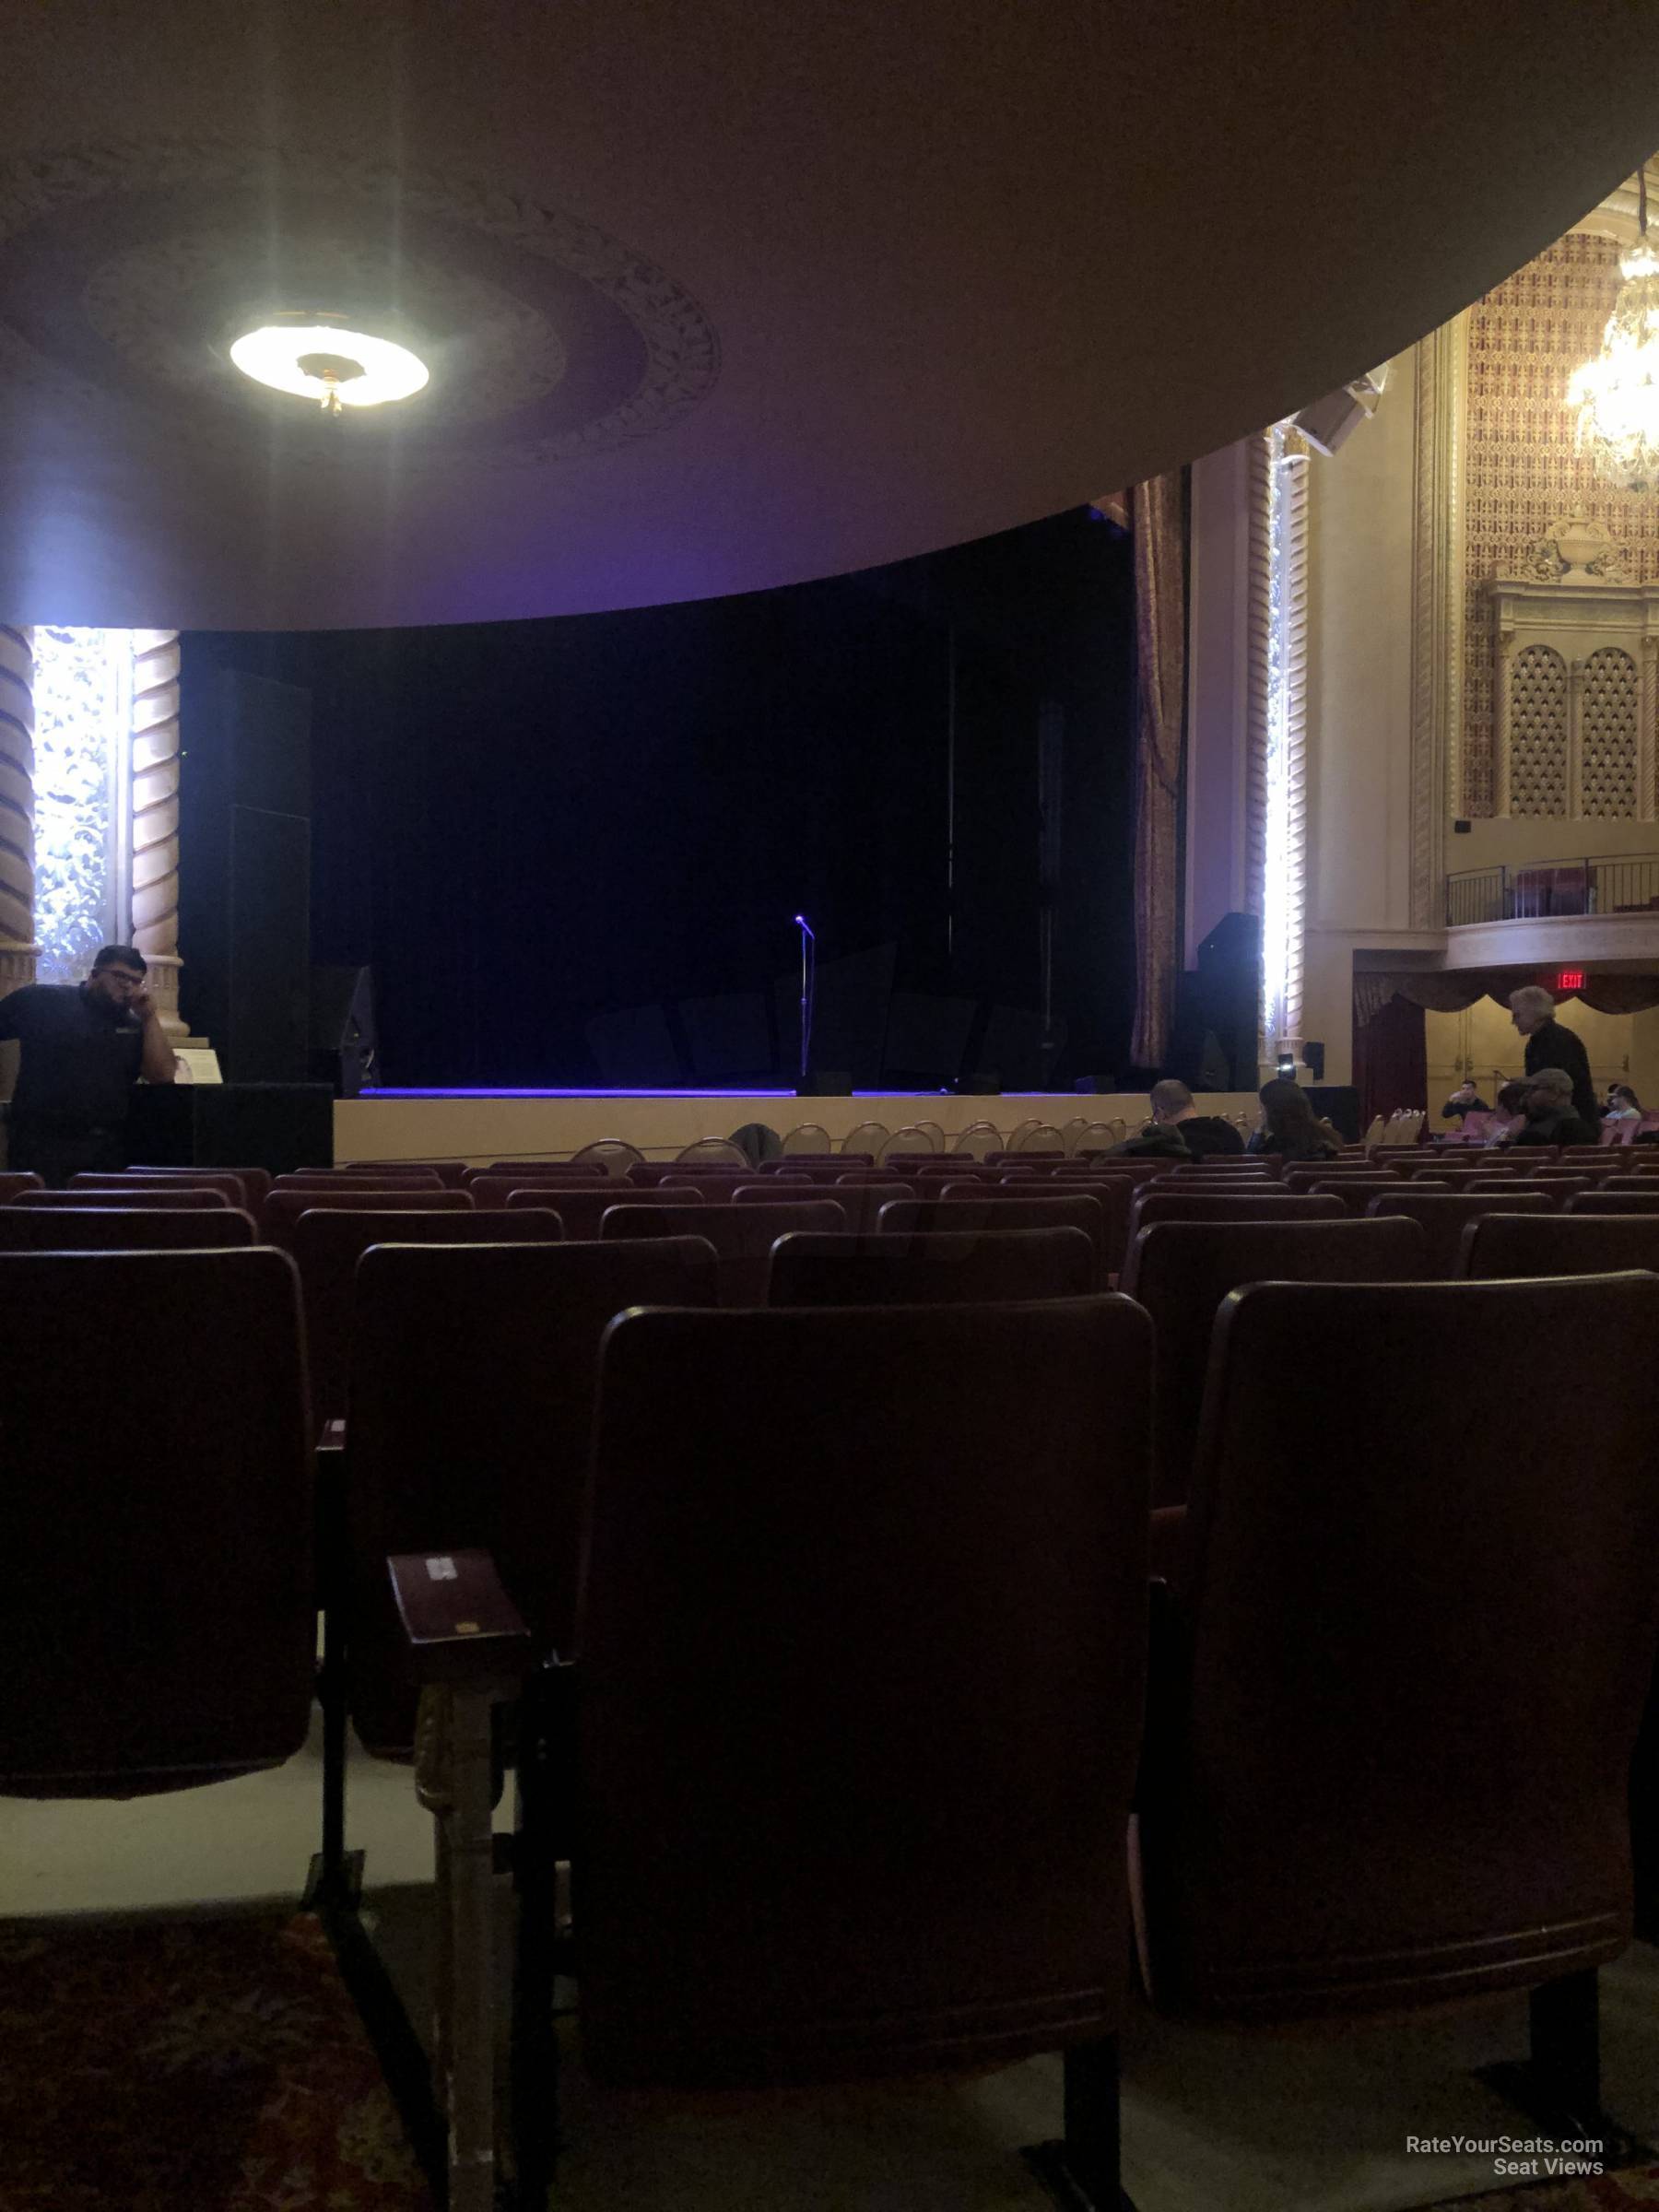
1568;167;1659;493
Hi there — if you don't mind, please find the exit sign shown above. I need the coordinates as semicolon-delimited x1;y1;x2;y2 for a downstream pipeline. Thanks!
1557;971;1585;993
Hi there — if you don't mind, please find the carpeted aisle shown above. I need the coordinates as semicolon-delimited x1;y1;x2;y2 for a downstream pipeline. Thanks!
0;1911;430;2212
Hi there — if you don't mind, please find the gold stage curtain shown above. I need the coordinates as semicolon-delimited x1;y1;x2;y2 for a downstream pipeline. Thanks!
1129;471;1185;1068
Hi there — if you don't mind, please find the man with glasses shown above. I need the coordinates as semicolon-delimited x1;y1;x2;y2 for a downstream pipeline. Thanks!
0;945;176;1185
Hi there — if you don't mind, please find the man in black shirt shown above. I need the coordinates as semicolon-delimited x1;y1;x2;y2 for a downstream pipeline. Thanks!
1112;1077;1246;1159
1510;985;1598;1126
0;945;176;1184
1511;1066;1598;1148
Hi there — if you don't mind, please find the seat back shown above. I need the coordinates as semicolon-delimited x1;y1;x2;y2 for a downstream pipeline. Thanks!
1140;1274;1659;2017
261;1185;472;1248
571;1139;644;1176
768;1225;1096;1306
878;1192;1111;1281
1129;1190;1343;1241
1305;1176;1412;1217
128;1163;274;1207
601;1200;846;1301
0;1205;256;1251
276;1167;442;1187
345;1236;720;1756
0;1171;44;1203
676;1138;750;1166
0;1250;313;1794
1120;1217;1427;1510
291;1206;564;1426
470;1172;655;1212
73;1170;251;1208
1571;1186;1659;1213
13;1185;229;1209
1366;1188;1551;1277
575;1296;1151;2086
501;1182;702;1238
1460;1211;1659;1278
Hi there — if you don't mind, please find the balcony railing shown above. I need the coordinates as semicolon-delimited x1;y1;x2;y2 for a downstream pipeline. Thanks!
1445;853;1659;927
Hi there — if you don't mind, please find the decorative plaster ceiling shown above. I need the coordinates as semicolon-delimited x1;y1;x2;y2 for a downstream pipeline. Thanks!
3;0;1659;630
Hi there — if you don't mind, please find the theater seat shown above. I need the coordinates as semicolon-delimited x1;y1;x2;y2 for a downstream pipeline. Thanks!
0;1248;314;1796
261;1185;472;1247
1136;1273;1659;2135
505;1296;1150;2204
0;1205;256;1250
601;1199;845;1303
1119;1216;1426;1512
1365;1187;1550;1277
1460;1211;1659;1278
768;1225;1095;1305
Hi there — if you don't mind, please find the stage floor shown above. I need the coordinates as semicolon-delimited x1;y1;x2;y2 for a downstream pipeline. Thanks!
334;1088;1264;1166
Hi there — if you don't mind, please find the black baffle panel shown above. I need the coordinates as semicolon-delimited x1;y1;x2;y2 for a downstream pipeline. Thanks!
127;1084;335;1173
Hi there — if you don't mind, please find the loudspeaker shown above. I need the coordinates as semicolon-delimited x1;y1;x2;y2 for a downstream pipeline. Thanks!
127;1082;335;1173
957;1071;1002;1095
1170;912;1261;1090
310;965;377;1097
1302;1039;1325;1081
179;665;313;1079
796;1071;853;1097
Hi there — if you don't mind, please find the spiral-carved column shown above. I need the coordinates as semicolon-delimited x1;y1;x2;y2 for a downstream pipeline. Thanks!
0;623;36;994
130;629;185;1036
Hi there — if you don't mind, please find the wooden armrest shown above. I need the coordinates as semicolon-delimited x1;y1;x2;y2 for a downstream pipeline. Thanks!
388;1548;535;1685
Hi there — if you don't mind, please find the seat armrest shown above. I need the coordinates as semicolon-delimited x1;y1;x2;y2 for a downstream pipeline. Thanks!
388;1548;536;1685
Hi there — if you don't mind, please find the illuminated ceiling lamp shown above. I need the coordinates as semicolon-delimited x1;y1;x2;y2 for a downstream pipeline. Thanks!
228;311;429;416
1568;163;1659;491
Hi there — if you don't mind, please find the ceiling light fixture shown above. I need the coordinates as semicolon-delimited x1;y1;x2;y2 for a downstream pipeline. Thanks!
1568;164;1659;492
229;313;429;415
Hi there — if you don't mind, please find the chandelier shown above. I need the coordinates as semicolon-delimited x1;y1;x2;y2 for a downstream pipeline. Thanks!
1568;166;1659;493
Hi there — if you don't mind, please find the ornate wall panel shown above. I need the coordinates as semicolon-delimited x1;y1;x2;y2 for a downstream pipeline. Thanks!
1507;643;1569;816
1462;232;1659;814
1580;646;1640;816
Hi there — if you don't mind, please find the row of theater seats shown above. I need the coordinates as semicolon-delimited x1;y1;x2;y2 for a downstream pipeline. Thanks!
4;1230;1657;2207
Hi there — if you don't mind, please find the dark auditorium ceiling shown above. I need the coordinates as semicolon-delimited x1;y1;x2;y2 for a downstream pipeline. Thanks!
4;1;1658;630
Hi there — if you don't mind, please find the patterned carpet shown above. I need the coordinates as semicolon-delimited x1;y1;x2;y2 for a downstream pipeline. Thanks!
0;1910;431;2211
1427;2162;1659;2209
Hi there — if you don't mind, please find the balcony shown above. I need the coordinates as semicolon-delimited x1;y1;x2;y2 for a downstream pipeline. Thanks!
1445;853;1659;926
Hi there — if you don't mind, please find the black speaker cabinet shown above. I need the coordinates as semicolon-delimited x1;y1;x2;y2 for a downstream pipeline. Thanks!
1170;912;1262;1090
310;965;378;1097
126;1082;335;1173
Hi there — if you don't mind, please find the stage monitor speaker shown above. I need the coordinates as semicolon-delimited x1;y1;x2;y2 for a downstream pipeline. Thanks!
797;1071;853;1097
957;1070;1002;1095
310;965;377;1097
127;1082;335;1173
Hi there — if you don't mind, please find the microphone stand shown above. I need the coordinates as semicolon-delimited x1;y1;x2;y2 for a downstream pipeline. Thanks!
794;915;817;1090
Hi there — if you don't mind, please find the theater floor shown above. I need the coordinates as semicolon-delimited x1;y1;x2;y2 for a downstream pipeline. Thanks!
3;1715;1655;2212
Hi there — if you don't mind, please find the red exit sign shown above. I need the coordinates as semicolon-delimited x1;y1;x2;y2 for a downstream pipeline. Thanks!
1557;971;1585;993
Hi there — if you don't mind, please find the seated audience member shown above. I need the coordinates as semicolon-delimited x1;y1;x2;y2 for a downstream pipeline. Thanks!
1440;1077;1492;1120
1112;1077;1246;1160
1483;1079;1530;1145
1246;1077;1341;1162
1605;1084;1642;1123
1512;1066;1598;1147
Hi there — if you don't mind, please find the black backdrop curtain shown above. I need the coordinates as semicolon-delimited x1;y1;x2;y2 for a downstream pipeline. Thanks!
1352;992;1428;1127
181;510;1135;1088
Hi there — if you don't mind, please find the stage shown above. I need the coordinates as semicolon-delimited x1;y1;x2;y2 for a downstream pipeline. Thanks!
334;1088;1266;1166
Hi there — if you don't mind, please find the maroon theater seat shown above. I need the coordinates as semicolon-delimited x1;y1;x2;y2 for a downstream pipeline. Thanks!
0;1206;257;1251
15;1185;229;1209
504;1182;703;1239
0;1171;44;1202
769;1225;1095;1306
1460;1210;1659;1278
524;1295;1149;2205
1128;1190;1342;1243
601;1199;845;1303
1365;1188;1551;1277
342;1236;720;1759
1136;1273;1659;2132
879;1192;1112;1282
73;1169;251;1208
1567;1186;1659;1214
0;1248;313;1795
1306;1176;1415;1218
128;1163;274;1208
291;1206;565;1429
1119;1216;1426;1512
278;1166;442;1187
262;1186;471;1249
